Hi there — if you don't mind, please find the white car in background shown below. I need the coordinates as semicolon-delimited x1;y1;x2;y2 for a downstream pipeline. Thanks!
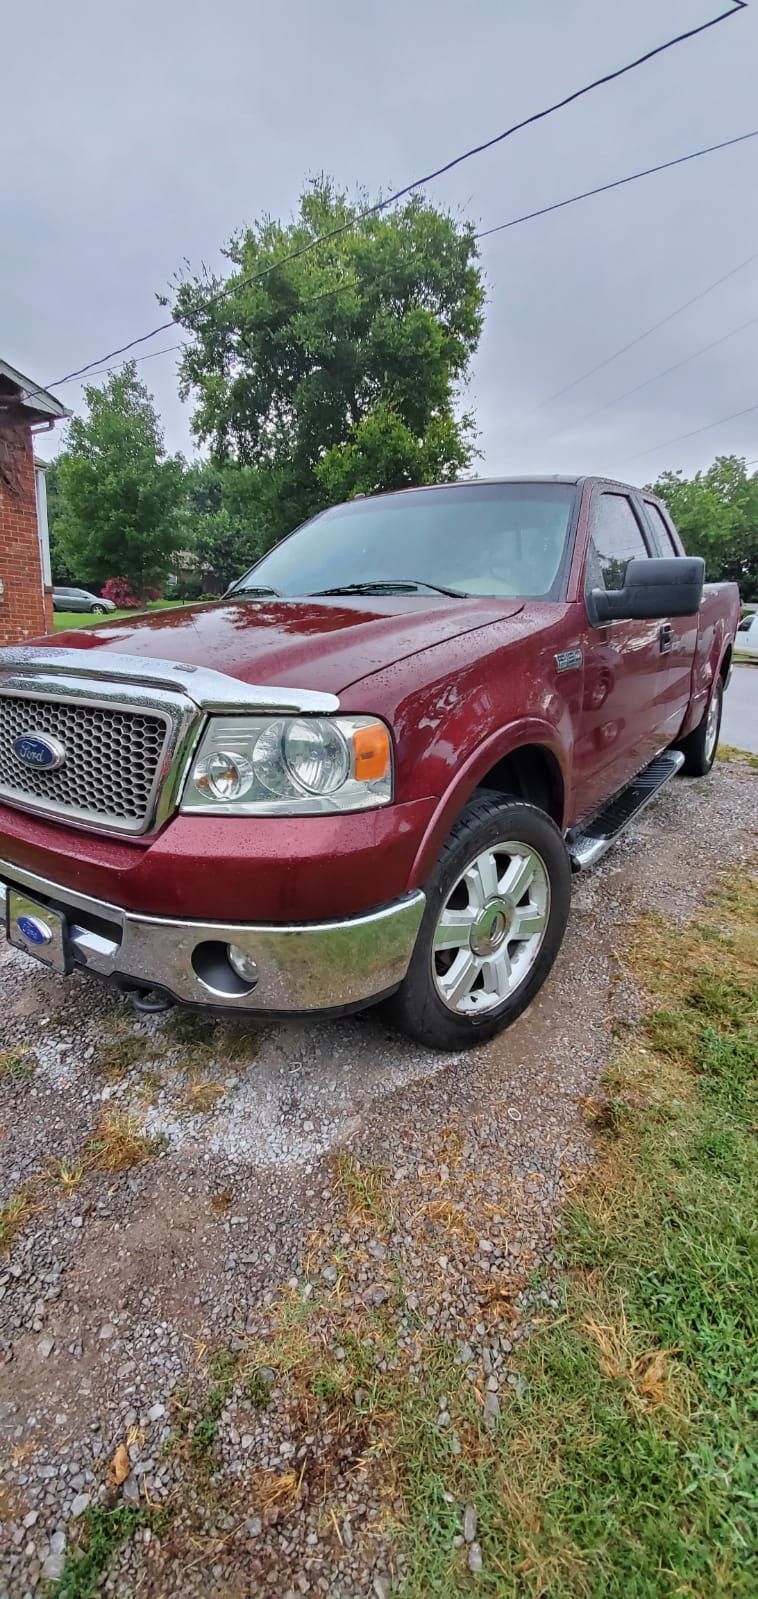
734;612;758;657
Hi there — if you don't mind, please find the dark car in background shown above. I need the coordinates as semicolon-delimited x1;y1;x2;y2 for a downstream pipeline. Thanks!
52;587;115;615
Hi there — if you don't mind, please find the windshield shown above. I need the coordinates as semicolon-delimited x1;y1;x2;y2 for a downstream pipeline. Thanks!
232;482;577;600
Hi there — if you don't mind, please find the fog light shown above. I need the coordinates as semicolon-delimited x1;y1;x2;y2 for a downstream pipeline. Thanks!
228;945;259;986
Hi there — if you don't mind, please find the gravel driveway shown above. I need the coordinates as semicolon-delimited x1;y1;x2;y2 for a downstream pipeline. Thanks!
1;761;756;1596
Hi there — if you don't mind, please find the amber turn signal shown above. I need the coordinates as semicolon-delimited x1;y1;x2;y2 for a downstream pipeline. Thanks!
352;722;391;782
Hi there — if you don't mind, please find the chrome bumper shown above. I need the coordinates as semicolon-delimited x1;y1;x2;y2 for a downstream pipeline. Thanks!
0;858;425;1012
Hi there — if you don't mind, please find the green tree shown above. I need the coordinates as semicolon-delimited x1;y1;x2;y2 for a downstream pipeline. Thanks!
169;177;483;545
42;458;75;583
181;461;266;590
55;365;183;597
649;455;758;599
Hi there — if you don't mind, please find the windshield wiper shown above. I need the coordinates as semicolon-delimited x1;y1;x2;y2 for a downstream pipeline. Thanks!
312;579;467;598
229;584;281;598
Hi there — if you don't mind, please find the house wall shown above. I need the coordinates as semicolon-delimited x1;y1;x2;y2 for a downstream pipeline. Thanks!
0;412;53;644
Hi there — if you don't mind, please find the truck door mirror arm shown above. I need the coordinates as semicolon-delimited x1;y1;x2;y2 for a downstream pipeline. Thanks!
587;556;705;626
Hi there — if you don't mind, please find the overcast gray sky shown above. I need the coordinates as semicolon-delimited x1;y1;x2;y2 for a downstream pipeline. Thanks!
5;0;757;483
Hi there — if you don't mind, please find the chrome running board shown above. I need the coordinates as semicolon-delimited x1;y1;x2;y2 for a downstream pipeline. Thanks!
568;750;685;872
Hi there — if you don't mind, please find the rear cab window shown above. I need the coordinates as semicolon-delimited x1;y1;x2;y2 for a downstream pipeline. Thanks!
642;499;680;557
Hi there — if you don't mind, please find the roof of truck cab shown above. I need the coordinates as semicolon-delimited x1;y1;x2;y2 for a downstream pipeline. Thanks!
360;475;654;493
382;476;582;489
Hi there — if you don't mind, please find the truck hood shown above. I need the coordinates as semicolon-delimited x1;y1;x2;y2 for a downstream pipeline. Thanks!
49;595;525;695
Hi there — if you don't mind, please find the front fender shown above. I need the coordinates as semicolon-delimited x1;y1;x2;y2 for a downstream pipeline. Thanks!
407;718;569;888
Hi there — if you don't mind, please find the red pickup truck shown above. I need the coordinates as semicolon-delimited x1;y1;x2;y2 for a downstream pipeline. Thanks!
0;477;739;1049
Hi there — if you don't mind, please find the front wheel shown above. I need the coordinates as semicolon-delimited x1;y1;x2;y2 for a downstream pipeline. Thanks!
386;793;572;1051
678;678;723;776
90;603;107;615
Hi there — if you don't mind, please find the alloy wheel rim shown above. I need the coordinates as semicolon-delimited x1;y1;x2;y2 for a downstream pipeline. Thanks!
431;841;551;1015
705;688;721;763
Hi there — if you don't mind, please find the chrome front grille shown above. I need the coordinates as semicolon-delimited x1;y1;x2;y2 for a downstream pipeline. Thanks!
0;692;170;833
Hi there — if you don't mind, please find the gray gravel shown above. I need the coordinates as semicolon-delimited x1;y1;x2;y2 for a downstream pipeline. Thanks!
0;760;756;1596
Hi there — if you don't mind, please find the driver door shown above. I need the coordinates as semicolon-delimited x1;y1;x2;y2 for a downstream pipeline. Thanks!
573;488;673;821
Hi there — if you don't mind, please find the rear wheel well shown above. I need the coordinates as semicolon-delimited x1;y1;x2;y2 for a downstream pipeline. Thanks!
720;644;732;682
476;744;564;827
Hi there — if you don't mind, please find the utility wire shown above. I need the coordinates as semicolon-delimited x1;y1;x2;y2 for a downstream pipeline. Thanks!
76;341;185;383
541;311;758;441
34;284;357;396
529;244;758;414
477;129;758;238
624;398;758;462
19;129;758;402
13;0;747;408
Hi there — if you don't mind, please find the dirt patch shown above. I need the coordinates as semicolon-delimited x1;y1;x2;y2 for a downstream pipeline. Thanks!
0;762;756;1593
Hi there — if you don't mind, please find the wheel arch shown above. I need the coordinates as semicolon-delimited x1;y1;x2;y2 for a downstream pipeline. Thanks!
409;725;568;888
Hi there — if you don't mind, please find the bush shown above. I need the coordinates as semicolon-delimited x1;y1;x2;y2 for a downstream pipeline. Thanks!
101;578;139;608
172;577;204;601
102;578;159;608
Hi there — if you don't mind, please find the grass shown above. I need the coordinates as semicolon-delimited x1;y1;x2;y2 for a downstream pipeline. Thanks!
54;1503;154;1599
86;1112;164;1174
245;1369;274;1409
168;1008;261;1071
52;600;185;631
393;873;758;1597
0;1190;38;1256
164;1348;243;1467
717;742;758;771
0;1047;35;1083
47;1158;85;1194
181;1078;227;1115
333;1151;394;1230
50;869;753;1595
92;1027;147;1081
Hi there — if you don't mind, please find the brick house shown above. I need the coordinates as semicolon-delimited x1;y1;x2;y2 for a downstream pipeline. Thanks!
0;358;68;645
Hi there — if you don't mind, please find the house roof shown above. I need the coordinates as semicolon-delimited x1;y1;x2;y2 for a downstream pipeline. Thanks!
0;357;70;422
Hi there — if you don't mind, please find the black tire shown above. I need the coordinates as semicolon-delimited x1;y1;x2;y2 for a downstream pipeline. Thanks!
90;604;107;615
386;793;572;1051
678;678;723;776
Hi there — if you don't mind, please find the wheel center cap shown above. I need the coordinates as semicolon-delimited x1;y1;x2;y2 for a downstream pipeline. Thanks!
470;898;511;957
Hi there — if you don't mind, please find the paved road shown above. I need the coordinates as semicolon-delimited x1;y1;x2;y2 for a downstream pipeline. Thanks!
722;663;757;754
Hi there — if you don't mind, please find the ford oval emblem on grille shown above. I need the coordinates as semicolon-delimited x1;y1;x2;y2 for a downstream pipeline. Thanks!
16;914;53;946
12;732;67;771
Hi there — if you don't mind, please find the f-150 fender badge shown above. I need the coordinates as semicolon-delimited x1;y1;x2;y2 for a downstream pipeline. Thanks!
555;648;583;672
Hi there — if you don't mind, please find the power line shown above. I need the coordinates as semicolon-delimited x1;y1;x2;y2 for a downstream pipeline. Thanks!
624;398;758;463
77;341;185;383
477;129;758;239
50;129;758;401
528;244;758;415
22;128;758;404
13;0;747;408
34;284;356;395
541;311;758;441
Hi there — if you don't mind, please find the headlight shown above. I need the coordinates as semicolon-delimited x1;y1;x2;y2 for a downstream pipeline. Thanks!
180;715;392;815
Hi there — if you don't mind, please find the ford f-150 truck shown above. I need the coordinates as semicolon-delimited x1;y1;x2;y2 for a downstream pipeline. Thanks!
0;477;740;1049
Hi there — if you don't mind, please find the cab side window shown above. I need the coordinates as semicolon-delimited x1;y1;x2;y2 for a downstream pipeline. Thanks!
643;500;679;557
586;492;651;593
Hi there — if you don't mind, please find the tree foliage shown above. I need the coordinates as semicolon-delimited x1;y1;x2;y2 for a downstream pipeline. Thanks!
42;459;75;584
54;366;183;596
170;178;483;542
180;461;267;590
649;455;758;599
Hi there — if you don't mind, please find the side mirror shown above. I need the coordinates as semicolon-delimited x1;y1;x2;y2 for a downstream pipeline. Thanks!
587;556;704;625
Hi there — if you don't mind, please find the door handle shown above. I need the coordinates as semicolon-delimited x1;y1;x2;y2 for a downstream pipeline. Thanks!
659;623;673;654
